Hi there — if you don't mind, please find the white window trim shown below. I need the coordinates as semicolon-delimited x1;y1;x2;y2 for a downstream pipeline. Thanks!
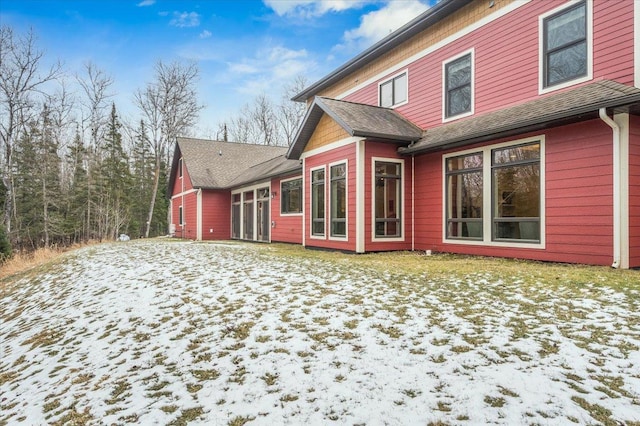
442;48;475;123
371;157;405;243
280;175;303;216
442;135;546;249
328;160;349;242
378;69;409;109
309;165;327;240
538;0;593;94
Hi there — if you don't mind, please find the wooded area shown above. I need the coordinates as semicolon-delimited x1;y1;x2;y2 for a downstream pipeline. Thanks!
0;26;306;259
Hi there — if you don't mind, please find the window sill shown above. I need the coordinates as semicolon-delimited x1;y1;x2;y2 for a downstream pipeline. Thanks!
443;238;545;250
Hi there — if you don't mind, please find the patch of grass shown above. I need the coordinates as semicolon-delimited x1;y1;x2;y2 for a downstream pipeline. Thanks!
280;394;299;402
571;396;615;426
191;369;220;381
187;383;203;394
228;415;255;426
261;372;278;386
402;389;422;398
168;406;204;426
484;395;506;408
105;380;131;405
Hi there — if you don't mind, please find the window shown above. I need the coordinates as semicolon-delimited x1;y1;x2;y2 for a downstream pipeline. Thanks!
492;143;541;242
541;1;589;90
444;139;543;245
178;158;183;178
379;71;407;108
311;168;325;237
281;178;302;214
374;161;402;238
178;206;183;225
330;163;347;238
444;52;473;119
445;153;483;239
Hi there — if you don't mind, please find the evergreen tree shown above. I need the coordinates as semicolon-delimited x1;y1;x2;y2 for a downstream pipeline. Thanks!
0;222;11;262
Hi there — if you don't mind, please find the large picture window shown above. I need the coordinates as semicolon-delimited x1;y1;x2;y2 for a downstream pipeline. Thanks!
445;153;483;239
311;168;325;237
492;143;540;241
444;139;543;246
444;52;472;119
330;163;347;238
281;178;302;214
379;72;407;108
542;1;588;89
374;161;402;238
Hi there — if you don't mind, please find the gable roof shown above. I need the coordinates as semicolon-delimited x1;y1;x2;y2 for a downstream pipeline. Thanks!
400;79;640;155
168;138;291;194
287;97;422;160
292;0;473;102
226;154;302;188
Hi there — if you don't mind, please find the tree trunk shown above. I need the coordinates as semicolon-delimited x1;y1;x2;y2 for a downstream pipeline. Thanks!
144;157;161;238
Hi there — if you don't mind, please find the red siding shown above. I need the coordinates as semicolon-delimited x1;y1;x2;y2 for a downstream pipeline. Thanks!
630;115;640;268
201;190;231;241
271;175;303;244
173;191;198;240
413;119;616;266
172;158;194;196
304;144;357;252
364;141;413;252
344;0;635;129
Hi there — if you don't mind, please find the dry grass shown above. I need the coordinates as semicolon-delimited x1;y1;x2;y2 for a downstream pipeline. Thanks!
0;241;102;282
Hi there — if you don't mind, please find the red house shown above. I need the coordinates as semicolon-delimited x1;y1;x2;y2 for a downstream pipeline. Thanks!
168;138;302;244
170;0;640;268
286;0;640;268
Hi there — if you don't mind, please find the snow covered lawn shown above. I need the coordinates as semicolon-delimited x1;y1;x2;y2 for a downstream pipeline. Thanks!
1;240;639;425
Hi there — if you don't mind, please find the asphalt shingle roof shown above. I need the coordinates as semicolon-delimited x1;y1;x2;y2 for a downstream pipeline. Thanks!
400;79;640;155
287;97;422;159
171;138;290;191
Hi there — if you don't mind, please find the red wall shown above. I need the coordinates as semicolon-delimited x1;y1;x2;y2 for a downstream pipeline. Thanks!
271;175;303;244
304;144;357;251
172;191;198;240
629;115;640;268
202;190;231;241
413;119;616;266
364;141;413;252
172;158;194;196
344;0;635;129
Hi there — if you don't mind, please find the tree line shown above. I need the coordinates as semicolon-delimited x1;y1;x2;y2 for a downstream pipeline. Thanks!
0;26;307;259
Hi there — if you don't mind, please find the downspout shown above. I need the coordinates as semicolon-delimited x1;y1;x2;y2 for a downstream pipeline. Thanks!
598;108;621;268
411;154;415;252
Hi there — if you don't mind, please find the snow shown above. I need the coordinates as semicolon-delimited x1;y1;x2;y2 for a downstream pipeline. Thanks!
1;240;639;425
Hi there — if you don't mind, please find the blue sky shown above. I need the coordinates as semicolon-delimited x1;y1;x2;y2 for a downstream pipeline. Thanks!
1;0;432;136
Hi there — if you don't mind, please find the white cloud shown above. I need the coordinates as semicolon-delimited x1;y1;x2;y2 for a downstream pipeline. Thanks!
263;0;368;18
342;1;429;50
199;30;212;39
137;0;155;6
169;11;201;28
227;45;314;95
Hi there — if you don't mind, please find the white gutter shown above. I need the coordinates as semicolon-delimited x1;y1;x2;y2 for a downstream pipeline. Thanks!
598;108;620;268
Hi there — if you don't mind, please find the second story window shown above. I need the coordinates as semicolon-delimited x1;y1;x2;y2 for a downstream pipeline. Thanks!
542;1;588;89
444;51;473;120
379;71;407;108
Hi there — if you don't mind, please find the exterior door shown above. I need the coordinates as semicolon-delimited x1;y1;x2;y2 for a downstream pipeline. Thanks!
257;188;270;242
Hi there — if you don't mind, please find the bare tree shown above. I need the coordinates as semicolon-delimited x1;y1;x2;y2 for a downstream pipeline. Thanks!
0;26;62;237
277;75;308;146
134;60;203;238
76;62;114;240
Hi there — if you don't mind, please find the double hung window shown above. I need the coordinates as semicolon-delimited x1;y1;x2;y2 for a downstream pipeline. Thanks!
444;52;472;119
379;72;408;108
542;1;589;89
